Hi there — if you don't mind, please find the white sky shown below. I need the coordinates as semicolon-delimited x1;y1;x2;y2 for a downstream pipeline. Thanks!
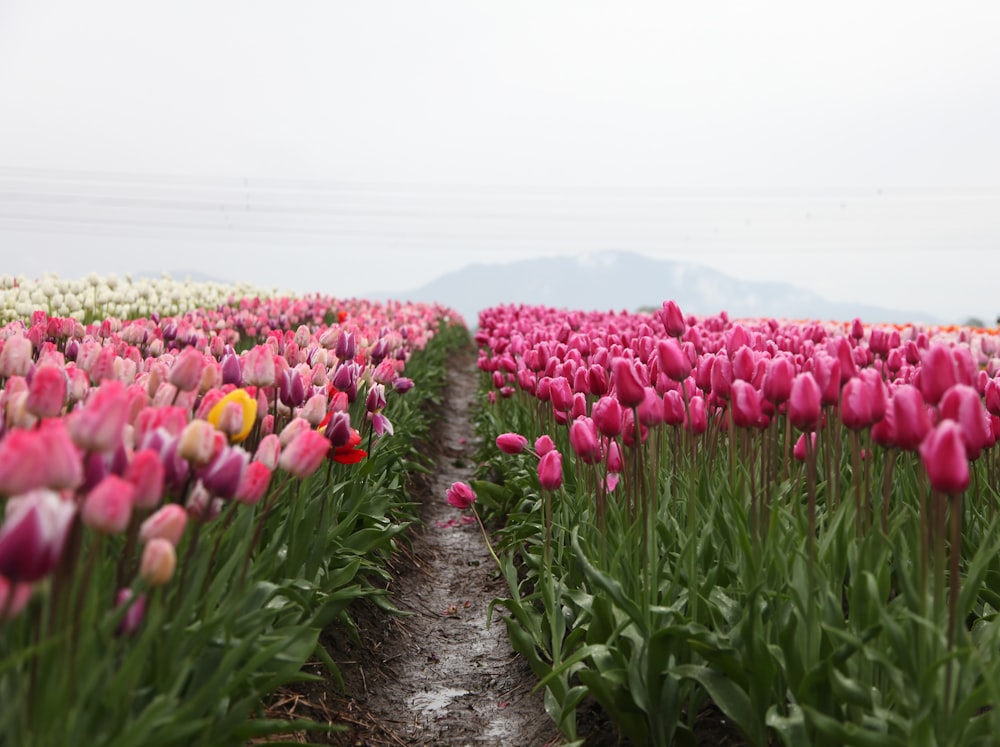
1;1;998;324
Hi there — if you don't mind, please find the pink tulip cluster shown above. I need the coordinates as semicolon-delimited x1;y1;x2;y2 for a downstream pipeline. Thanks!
0;294;460;624
476;302;1000;499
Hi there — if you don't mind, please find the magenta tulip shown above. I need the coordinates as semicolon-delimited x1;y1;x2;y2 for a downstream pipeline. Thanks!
534;434;556;456
0;489;76;582
920;344;957;406
496;432;529;455
656;338;691;382
920;420;969;493
446;481;476;510
569;417;602;464
730;380;764;428
660;300;686;337
788;373;822;431
939;384;992;460
891;385;932;451
611;358;646;408
537;449;563;490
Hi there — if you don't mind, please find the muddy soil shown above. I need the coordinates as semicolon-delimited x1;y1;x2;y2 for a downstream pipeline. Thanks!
260;352;746;746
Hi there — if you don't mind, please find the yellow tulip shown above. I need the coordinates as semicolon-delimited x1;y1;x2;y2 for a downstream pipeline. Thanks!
206;388;257;443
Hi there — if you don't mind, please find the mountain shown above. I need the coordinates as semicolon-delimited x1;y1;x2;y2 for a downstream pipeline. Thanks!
371;251;944;329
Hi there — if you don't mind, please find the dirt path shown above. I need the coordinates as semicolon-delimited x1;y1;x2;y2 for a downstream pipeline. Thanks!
323;354;564;746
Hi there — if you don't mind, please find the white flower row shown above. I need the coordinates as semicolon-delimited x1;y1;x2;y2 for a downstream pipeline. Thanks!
0;272;295;324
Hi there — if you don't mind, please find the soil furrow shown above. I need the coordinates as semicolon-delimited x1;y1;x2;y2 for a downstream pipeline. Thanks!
325;354;561;746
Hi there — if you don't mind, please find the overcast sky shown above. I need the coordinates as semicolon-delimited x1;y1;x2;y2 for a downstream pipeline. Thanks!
1;1;998;324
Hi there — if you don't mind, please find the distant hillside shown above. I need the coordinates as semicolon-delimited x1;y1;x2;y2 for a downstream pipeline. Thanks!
370;251;944;328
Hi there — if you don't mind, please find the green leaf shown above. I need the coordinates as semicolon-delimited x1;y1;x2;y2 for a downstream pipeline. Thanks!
675;664;768;747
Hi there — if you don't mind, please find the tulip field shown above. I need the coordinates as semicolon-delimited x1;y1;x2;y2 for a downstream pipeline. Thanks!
465;302;1000;746
4;273;1000;747
0;273;466;746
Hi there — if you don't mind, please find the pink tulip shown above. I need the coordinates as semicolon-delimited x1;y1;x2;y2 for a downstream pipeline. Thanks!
637;388;664;427
38;420;84;491
592;396;623;438
840;377;877;431
26;364;67;419
123;448;166;510
446;481;476;510
254;433;281;470
660;300;686;337
0;429;50;496
709;354;732;400
496;433;528;455
243;345;276;387
793;432;817;461
534;435;556;456
139;503;188;546
685;395;708;435
0;335;33;378
277;430;330;478
168;347;205;392
611;358;646;408
278;416;313;447
730;380;764;428
139;537;177;586
920;344;957;406
985;378;1000;416
938;384;992;460
569;417;602;464
788;373;822;431
537;449;563;490
114;588;146;636
234;461;271;504
891;385;932;451
0;489;76;582
656;338;691;382
0;574;33;620
919;420;969;493
82;475;135;534
67;379;129;453
762;356;795;405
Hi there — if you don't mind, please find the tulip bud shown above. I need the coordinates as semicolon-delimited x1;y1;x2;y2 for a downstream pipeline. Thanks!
660;300;686;337
788;373;822;431
919;420;970;493
139;503;188;546
82;475;135;534
26;364;67;419
534;434;556;457
920;344;957;406
891;385;932;451
139;537;177;586
611;358;646;408
178;419;219;467
537;449;563;490
168;347;205;392
0;489;76;582
496;432;528;455
569;417;602;464
445;481;476;510
278;430;330;478
234;461;271;505
243;345;276;387
68;380;129;453
114;588;146;636
730;380;764;428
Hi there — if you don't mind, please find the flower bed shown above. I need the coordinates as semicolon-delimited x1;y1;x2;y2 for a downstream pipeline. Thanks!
0;281;466;746
466;302;1000;746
